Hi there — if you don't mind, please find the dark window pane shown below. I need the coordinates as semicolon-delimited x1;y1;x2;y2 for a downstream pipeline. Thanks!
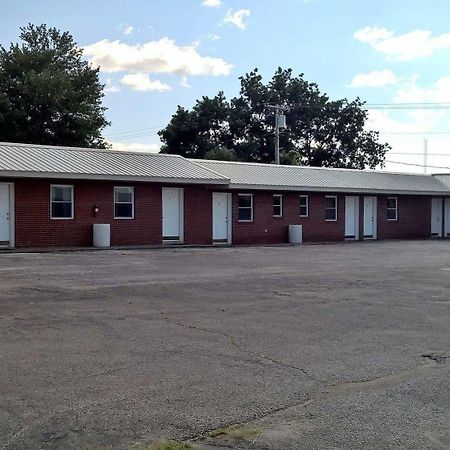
273;205;281;216
238;208;252;221
300;206;308;216
52;202;72;218
326;197;336;208
387;198;397;209
300;197;307;207
238;195;252;208
116;190;132;203
325;208;336;221
115;203;133;218
52;186;72;202
273;196;281;206
387;209;397;220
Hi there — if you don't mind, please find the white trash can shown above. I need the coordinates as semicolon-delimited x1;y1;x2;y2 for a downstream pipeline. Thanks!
288;225;303;244
93;224;111;248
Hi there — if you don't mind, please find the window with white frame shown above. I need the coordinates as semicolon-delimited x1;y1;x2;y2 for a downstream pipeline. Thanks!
387;197;398;221
50;185;74;219
238;194;253;222
273;194;283;217
299;195;309;217
325;196;337;221
114;187;134;219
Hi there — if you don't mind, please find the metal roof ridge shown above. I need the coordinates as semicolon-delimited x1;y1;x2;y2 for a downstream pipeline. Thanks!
193;158;438;178
0;142;182;158
187;158;231;181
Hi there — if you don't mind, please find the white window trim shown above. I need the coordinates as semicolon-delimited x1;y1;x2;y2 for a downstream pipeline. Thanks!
238;193;253;222
387;196;398;221
114;186;135;220
50;184;74;220
273;194;283;218
299;195;309;217
325;195;338;222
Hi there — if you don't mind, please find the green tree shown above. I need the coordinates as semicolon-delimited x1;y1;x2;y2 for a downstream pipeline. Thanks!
159;68;390;169
0;24;109;147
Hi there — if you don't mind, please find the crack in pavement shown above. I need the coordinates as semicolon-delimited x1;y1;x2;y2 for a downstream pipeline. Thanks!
158;309;325;383
188;358;446;447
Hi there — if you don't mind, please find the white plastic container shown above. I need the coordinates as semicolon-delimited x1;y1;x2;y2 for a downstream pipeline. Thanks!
93;224;111;248
288;225;303;244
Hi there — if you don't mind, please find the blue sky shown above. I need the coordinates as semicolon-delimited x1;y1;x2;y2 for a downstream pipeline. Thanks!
3;0;450;172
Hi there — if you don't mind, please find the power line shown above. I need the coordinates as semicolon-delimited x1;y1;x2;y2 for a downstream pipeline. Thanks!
103;125;165;138
385;160;450;170
375;131;450;135
388;152;450;156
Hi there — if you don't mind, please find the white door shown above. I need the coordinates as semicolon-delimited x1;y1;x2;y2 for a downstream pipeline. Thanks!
345;196;359;240
213;193;230;242
162;188;183;242
0;184;10;245
363;197;377;239
431;198;443;237
445;198;450;237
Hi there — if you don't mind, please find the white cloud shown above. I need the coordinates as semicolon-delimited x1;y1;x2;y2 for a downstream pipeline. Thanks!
366;110;450;174
123;25;134;35
349;69;398;88
104;78;120;93
202;0;221;7
394;75;450;103
180;76;191;88
83;37;232;76
104;85;120;93
110;142;161;153
354;26;450;61
208;33;221;41
224;9;250;30
120;73;171;92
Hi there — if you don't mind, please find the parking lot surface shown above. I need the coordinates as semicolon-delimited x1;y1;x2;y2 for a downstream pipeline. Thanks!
0;241;449;449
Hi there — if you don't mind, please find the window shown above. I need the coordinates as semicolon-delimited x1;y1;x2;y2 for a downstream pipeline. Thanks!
299;195;309;217
50;185;73;219
387;197;398;221
114;187;134;219
325;196;337;221
238;194;253;222
273;194;283;217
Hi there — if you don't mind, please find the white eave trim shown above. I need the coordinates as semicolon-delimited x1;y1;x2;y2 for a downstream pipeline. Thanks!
228;183;450;196
0;171;230;185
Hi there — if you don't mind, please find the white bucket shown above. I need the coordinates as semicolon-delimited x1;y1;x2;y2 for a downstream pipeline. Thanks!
93;224;111;248
288;225;303;244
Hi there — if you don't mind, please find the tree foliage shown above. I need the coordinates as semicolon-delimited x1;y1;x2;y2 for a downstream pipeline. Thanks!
159;68;390;168
0;24;109;147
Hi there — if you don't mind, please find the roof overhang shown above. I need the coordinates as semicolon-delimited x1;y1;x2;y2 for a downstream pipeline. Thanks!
228;183;450;196
0;171;230;185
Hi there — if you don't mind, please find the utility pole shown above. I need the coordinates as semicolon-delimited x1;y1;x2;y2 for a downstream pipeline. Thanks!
423;138;428;175
267;105;288;165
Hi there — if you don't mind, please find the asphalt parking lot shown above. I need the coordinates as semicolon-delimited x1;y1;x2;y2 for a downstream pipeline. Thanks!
0;241;449;450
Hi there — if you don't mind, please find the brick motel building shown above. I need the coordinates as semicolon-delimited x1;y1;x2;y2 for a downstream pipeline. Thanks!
0;142;450;249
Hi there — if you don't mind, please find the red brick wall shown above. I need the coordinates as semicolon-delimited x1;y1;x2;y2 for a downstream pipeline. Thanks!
231;191;433;245
231;191;345;244
184;186;213;245
376;195;431;240
1;177;437;248
9;179;214;248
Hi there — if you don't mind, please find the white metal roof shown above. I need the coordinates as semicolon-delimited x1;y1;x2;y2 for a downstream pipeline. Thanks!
194;159;450;195
0;142;229;184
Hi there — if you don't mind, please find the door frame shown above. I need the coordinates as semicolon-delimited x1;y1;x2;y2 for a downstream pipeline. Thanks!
0;182;15;248
431;197;443;238
212;192;232;244
363;196;377;240
445;198;450;238
162;187;184;243
344;196;359;240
